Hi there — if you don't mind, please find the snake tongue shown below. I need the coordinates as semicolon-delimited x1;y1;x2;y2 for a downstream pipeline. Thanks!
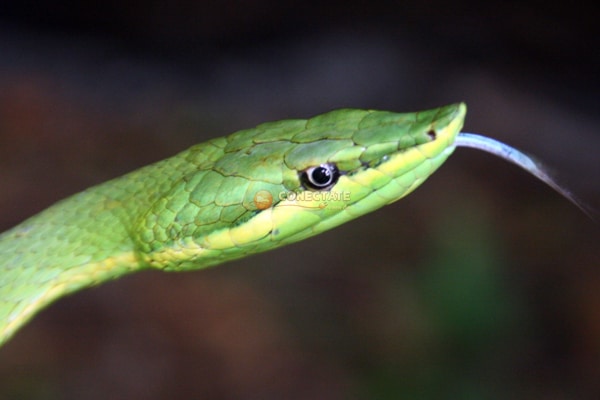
454;133;593;218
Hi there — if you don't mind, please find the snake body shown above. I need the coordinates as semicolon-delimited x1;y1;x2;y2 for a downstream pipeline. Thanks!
1;103;575;346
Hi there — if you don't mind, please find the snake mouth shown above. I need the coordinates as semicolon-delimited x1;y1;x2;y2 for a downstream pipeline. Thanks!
360;102;466;178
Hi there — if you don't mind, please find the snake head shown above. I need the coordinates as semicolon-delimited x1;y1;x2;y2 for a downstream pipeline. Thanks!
137;104;466;270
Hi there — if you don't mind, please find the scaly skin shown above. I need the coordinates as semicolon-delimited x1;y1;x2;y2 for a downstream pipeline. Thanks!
0;103;465;346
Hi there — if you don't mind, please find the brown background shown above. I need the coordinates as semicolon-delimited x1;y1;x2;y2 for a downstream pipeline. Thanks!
0;2;599;399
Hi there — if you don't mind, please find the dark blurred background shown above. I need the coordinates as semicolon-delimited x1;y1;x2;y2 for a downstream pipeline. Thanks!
0;2;598;399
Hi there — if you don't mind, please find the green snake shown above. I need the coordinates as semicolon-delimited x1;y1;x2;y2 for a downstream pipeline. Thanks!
0;103;581;347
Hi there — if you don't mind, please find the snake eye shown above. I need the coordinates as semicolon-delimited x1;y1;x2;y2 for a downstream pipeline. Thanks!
301;163;339;190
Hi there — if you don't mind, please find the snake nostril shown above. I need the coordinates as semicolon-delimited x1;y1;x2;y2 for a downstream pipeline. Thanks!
427;129;437;141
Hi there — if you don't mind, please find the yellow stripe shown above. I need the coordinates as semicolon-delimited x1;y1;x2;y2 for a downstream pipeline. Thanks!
2;251;138;344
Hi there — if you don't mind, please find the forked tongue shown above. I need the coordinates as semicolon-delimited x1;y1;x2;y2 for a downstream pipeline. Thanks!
454;133;594;218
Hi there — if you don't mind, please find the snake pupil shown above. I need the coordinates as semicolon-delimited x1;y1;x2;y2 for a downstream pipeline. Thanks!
302;163;339;190
312;166;332;184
